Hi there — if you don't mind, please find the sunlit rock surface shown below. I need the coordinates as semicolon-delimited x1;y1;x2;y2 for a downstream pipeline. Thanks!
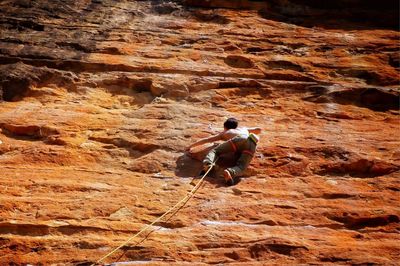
0;0;399;265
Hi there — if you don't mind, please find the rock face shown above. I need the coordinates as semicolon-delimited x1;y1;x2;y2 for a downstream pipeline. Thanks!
0;0;399;265
186;0;399;29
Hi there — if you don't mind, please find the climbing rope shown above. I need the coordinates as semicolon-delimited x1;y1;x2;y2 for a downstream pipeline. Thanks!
92;159;218;265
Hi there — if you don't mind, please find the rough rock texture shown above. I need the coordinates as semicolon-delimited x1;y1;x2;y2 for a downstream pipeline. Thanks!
0;0;399;265
187;0;399;29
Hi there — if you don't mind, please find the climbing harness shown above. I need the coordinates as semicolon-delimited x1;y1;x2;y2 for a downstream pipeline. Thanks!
92;159;218;265
229;139;237;152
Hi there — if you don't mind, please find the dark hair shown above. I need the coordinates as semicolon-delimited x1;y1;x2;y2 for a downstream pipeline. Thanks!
224;118;238;129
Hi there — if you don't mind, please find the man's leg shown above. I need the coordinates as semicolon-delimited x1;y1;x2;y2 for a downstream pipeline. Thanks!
225;152;254;178
224;140;256;185
202;140;236;171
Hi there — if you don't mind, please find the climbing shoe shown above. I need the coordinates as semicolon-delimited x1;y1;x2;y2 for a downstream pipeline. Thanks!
223;170;234;186
198;170;206;176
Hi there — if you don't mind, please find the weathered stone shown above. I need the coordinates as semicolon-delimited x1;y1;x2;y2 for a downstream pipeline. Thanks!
150;80;189;99
0;62;77;101
192;10;231;24
224;55;255;69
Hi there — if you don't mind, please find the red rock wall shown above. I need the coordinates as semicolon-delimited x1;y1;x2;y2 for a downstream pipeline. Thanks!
0;0;399;265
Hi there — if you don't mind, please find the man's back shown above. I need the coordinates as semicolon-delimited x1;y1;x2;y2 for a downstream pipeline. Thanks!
221;128;249;140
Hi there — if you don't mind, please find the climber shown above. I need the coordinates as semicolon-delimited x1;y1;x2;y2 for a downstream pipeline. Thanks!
186;117;261;186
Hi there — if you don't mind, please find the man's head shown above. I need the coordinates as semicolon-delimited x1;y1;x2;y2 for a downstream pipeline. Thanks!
223;117;238;130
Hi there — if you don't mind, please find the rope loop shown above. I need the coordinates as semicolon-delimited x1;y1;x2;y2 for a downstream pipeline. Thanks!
93;158;218;265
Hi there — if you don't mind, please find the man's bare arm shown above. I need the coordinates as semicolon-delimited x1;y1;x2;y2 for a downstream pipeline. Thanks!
187;132;224;150
248;127;262;134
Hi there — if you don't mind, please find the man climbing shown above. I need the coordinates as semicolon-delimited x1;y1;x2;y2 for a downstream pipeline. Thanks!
187;117;261;186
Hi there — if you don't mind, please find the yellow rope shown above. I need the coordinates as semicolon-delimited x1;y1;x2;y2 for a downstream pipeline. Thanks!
92;160;217;265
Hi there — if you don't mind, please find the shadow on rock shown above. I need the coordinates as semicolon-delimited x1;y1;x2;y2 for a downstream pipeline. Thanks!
175;151;247;187
258;0;399;30
175;153;204;178
303;85;400;112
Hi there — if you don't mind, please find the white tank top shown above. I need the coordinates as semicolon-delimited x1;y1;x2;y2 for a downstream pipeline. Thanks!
222;128;249;140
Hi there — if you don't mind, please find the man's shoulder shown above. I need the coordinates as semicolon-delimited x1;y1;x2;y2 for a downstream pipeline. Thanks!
218;130;233;140
224;128;242;135
225;129;236;134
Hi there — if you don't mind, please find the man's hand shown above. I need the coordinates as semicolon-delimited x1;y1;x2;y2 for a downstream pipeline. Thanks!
248;127;262;135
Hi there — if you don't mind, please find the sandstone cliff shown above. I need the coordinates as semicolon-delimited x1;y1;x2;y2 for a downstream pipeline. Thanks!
0;0;399;265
